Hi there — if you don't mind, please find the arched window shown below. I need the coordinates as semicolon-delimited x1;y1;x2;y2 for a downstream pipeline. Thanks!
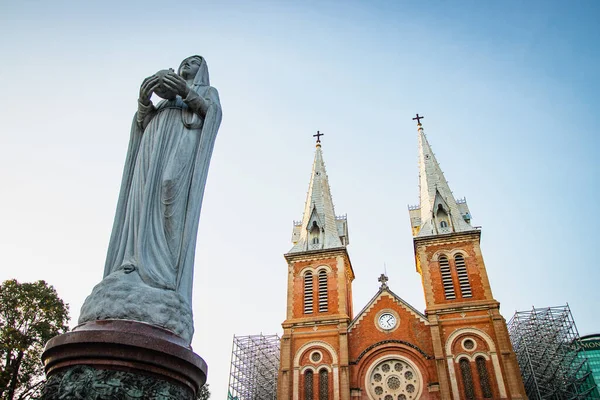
436;204;449;224
440;220;448;228
304;272;313;314
318;369;329;400
304;370;314;400
454;254;472;297
459;358;475;400
309;221;320;249
318;270;328;312
439;256;456;299
476;357;493;398
310;221;319;232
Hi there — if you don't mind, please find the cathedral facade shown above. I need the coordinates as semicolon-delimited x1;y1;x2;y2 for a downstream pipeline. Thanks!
277;121;527;400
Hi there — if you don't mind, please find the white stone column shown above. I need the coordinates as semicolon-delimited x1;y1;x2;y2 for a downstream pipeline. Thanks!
491;353;507;398
447;357;460;399
293;368;299;400
333;365;340;400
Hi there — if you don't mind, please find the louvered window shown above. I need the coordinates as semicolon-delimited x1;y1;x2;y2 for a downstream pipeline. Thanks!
476;357;493;398
319;369;329;400
455;254;472;297
439;256;456;299
459;359;475;400
304;272;313;314
318;270;328;312
304;370;314;400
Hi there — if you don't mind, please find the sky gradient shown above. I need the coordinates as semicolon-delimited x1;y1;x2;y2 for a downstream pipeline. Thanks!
1;1;599;397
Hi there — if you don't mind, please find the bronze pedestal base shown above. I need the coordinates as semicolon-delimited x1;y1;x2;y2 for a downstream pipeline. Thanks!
41;320;207;399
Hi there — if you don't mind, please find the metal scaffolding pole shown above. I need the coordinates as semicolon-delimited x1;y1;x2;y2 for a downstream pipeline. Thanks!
227;333;280;400
508;305;599;400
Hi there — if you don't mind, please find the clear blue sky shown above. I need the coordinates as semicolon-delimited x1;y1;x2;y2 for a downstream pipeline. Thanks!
1;1;599;397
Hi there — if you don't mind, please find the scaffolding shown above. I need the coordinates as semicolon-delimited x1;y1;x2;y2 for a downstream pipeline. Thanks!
227;334;280;400
508;305;599;400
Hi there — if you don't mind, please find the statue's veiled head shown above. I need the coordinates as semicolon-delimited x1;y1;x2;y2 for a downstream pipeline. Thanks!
179;55;209;87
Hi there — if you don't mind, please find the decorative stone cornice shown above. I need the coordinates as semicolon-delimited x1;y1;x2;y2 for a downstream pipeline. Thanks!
284;247;355;280
284;246;348;262
282;315;351;329
350;340;434;364
414;230;481;250
425;300;500;315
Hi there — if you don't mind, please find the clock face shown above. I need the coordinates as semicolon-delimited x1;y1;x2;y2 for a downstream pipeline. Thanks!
378;313;397;330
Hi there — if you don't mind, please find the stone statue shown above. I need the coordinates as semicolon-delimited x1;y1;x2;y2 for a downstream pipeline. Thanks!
79;56;222;344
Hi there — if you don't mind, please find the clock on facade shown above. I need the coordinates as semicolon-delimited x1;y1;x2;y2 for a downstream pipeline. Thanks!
378;312;397;330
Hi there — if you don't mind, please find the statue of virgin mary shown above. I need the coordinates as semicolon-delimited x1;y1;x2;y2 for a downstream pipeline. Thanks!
79;56;222;344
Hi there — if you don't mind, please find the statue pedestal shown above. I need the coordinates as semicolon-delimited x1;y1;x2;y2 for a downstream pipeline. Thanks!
40;320;207;399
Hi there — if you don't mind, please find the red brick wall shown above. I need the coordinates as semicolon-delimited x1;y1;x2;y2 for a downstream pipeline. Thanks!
347;293;439;399
423;240;490;307
414;234;526;398
291;257;341;319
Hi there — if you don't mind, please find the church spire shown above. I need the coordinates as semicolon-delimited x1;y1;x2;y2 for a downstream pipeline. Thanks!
409;115;474;237
289;135;348;253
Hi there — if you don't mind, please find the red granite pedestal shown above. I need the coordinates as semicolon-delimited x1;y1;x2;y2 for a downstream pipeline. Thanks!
40;320;207;399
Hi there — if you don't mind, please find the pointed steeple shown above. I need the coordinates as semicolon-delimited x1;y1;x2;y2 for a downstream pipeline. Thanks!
409;117;474;237
289;140;348;253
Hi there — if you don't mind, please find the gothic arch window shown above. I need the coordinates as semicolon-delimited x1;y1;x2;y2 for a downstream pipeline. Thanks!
318;270;328;312
439;256;456;299
304;272;313;314
440;220;448;228
318;368;329;400
310;221;319;232
459;358;475;400
476;356;493;398
304;370;314;400
309;221;320;249
454;254;472;297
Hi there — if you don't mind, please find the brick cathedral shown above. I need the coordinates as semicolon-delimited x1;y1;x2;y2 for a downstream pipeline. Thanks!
277;119;527;399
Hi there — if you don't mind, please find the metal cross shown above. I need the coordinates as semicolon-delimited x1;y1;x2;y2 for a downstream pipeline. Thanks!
313;131;324;143
378;273;389;288
412;114;424;125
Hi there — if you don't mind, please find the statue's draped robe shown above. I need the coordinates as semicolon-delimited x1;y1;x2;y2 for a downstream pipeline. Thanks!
103;58;222;307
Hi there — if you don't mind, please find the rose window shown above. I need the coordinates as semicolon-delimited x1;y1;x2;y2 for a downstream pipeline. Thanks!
311;352;322;363
387;376;400;390
368;359;421;400
463;339;475;350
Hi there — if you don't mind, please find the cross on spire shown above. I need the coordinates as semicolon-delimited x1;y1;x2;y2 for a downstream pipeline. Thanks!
412;113;424;126
378;273;389;289
313;130;324;144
